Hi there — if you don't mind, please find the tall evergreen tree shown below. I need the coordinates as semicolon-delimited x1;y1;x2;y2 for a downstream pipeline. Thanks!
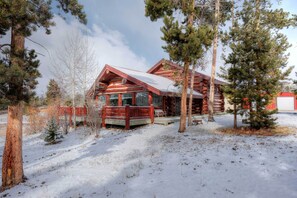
0;0;86;190
45;79;62;104
294;73;297;95
221;0;296;130
145;0;215;132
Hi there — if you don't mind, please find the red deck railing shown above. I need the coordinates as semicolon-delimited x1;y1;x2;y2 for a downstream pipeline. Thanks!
58;106;87;126
102;105;154;130
58;106;87;117
59;105;154;130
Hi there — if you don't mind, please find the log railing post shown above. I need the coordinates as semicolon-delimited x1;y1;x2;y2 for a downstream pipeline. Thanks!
105;95;110;106
102;106;106;128
148;92;153;106
83;105;87;126
125;105;130;130
150;104;154;124
69;107;73;127
118;94;123;106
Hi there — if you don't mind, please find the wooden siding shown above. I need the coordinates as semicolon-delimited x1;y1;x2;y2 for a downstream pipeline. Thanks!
163;97;202;116
102;79;145;94
266;92;297;111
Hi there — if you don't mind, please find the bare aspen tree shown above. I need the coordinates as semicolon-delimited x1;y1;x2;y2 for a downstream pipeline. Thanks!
51;30;98;130
86;99;104;137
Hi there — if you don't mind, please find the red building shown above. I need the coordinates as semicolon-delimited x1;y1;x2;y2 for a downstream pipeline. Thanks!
267;92;297;111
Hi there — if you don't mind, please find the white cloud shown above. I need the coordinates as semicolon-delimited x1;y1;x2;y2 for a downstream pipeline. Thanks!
2;16;149;96
89;24;148;70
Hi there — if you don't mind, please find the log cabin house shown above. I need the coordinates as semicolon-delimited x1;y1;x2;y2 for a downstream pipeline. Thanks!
86;59;225;129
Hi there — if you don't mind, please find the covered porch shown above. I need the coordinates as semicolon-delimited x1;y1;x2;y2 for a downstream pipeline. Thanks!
87;64;203;129
98;92;182;129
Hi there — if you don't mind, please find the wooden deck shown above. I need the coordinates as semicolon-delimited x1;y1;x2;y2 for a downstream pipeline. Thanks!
58;106;225;130
154;115;206;125
154;116;179;125
102;105;154;129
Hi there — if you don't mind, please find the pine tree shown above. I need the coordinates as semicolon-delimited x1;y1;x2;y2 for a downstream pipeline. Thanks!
0;0;86;190
44;117;60;144
222;0;296;130
145;0;216;132
294;73;297;95
46;79;62;104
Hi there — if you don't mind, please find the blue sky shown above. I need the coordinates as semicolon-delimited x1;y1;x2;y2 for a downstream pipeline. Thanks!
3;0;296;95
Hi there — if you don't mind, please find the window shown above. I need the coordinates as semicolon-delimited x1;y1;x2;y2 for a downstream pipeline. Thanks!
153;93;162;107
110;94;118;106
136;92;148;106
123;93;132;106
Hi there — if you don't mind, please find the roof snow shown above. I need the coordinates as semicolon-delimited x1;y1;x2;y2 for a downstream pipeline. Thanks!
110;65;202;97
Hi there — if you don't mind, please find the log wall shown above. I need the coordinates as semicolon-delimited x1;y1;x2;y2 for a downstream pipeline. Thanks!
151;64;225;114
103;78;145;94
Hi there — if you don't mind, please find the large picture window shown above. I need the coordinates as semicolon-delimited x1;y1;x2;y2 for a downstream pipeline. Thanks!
123;93;132;106
110;94;118;106
136;92;148;106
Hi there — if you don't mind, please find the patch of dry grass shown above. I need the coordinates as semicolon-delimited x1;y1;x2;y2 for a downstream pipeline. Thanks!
218;126;296;136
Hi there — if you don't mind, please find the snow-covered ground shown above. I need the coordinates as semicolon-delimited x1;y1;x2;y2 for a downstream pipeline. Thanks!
0;114;296;198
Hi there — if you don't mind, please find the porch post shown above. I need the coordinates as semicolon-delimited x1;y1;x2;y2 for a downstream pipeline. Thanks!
132;92;136;106
83;105;87;126
148;92;153;106
69;107;73;127
102;106;106;128
105;94;110;106
150;104;154;124
118;93;123;106
125;105;130;130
